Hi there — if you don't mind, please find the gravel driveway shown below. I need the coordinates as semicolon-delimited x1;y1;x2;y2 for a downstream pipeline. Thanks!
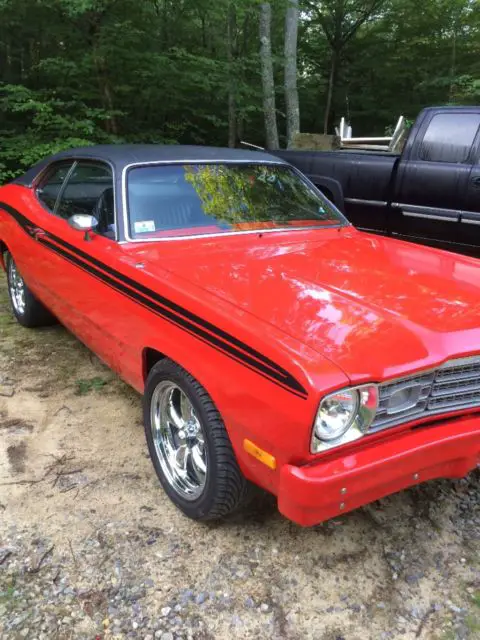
0;274;479;640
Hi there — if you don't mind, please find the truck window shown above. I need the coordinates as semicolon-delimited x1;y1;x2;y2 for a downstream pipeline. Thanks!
419;113;480;164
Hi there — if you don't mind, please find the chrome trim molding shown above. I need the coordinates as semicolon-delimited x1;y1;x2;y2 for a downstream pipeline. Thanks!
121;159;346;244
344;197;387;207
392;202;464;216
312;355;480;454
311;384;378;453
370;355;480;432
395;202;480;226
402;211;458;222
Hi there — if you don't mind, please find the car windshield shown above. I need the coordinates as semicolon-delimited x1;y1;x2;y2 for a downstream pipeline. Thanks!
126;163;346;239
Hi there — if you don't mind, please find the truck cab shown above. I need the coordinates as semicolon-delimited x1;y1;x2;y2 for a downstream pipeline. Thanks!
276;106;480;258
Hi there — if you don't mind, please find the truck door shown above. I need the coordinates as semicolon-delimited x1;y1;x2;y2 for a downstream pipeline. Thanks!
391;111;480;252
461;132;480;257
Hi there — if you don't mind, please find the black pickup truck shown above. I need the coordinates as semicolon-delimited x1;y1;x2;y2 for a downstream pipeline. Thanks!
275;106;480;257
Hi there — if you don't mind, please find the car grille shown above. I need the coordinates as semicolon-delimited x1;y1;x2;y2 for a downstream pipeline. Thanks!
370;356;480;432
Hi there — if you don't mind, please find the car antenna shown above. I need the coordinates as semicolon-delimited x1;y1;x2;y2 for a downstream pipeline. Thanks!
240;141;265;151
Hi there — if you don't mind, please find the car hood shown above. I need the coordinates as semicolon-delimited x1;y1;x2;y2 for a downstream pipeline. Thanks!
137;227;480;383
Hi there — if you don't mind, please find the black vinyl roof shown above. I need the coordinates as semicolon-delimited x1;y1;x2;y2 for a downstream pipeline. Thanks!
14;144;287;186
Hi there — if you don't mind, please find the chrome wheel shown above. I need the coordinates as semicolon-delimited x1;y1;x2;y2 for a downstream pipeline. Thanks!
8;258;26;315
150;381;207;501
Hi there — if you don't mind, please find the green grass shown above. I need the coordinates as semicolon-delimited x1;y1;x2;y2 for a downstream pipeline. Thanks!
0;585;15;602
464;591;480;634
466;614;480;634
75;376;109;396
0;312;14;325
0;575;16;605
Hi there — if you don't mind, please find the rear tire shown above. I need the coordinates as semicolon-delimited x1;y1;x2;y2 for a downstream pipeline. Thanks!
5;253;56;328
143;359;249;521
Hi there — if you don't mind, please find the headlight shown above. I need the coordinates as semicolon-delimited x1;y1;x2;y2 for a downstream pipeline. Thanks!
312;385;378;452
316;390;358;441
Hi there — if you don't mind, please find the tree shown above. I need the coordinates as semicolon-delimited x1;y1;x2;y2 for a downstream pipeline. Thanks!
259;2;280;149
1;0;480;181
284;0;300;147
306;0;387;133
341;0;480;133
227;3;238;147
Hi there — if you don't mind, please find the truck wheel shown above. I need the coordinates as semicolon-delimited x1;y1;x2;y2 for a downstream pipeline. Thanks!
5;253;56;328
143;359;249;521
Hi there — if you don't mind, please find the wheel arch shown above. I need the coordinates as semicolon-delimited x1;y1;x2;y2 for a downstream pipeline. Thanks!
140;345;238;452
141;345;225;408
310;175;345;213
0;240;9;272
143;346;168;383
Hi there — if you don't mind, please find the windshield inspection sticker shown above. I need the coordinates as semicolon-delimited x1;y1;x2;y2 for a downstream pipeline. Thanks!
134;220;155;233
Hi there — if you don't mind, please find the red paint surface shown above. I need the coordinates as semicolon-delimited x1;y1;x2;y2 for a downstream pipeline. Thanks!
1;182;479;525
279;414;480;526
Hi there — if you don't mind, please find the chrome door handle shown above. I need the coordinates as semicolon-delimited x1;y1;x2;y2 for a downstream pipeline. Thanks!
471;176;480;189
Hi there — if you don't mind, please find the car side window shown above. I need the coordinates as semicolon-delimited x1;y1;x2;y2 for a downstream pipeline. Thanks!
419;114;480;164
36;162;74;211
57;162;116;239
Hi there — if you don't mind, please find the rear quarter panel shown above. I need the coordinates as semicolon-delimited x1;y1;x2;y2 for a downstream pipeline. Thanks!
0;185;40;279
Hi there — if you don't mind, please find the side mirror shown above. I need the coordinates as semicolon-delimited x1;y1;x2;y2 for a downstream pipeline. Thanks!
67;214;98;241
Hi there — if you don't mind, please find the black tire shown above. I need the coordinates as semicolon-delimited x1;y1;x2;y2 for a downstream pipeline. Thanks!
5;252;56;328
143;359;249;521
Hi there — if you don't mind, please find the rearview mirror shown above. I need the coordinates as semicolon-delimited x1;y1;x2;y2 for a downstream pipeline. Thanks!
68;214;98;241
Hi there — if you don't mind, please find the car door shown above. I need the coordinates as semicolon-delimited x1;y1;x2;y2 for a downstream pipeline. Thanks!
31;160;125;373
391;111;480;251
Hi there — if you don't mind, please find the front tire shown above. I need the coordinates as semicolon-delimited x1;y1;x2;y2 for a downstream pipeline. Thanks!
143;359;249;521
5;253;55;328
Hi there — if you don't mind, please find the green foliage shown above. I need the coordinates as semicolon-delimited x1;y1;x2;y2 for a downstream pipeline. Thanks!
0;82;113;181
75;376;108;395
337;0;480;133
0;0;479;180
184;163;336;226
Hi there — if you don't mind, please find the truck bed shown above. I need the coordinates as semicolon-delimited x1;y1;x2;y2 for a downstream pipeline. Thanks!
274;149;399;205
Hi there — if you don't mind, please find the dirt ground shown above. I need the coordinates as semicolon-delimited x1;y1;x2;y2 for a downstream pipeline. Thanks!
0;272;479;640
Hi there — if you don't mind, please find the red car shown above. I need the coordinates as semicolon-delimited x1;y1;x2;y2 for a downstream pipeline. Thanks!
0;145;479;526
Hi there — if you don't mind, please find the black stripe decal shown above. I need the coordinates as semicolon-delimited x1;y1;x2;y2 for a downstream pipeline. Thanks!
0;201;308;398
48;233;300;382
40;236;306;398
3;201;295;383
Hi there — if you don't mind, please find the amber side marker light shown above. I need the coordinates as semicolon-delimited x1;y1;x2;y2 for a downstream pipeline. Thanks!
243;439;277;470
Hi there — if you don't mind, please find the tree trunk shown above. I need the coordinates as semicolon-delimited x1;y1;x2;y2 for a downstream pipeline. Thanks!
449;28;457;102
228;90;237;148
102;79;118;135
284;0;300;148
323;51;337;135
227;4;237;148
260;3;279;149
201;15;207;49
93;49;118;135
